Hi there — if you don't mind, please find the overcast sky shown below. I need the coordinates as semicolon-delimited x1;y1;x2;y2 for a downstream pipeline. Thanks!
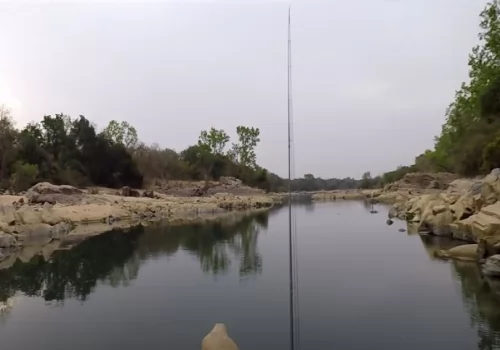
0;0;487;178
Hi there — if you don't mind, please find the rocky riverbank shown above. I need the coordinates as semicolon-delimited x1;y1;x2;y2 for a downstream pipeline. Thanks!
379;170;500;275
0;178;281;269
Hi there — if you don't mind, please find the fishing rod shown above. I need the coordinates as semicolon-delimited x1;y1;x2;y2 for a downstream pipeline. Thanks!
287;5;300;350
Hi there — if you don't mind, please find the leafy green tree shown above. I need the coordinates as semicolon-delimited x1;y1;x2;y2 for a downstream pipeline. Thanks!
433;1;500;174
198;127;230;155
0;105;17;185
232;126;260;168
102;120;139;148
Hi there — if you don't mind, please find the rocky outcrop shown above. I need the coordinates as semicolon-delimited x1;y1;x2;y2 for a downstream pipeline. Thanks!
0;182;281;268
384;172;459;192
385;169;500;264
202;323;238;350
29;182;83;195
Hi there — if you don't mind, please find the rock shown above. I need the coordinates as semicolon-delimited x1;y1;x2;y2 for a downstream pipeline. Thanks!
432;205;447;215
0;205;18;225
89;187;99;195
120;186;140;197
426;210;454;236
483;255;500;277
142;189;155;198
471;202;500;240
0;234;17;248
17;205;42;225
450;195;474;220
477;236;500;262
202;324;238;350
428;180;440;189
444;244;478;261
370;210;378;214
398;228;406;232
220;177;242;187
29;182;83;195
26;191;57;205
191;187;206;197
450;216;476;242
386;219;393;225
41;206;61;225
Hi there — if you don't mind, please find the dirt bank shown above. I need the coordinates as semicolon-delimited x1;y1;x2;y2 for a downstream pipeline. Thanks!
0;179;281;268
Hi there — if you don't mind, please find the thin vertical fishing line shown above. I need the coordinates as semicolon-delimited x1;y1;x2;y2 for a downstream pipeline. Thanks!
287;5;295;350
287;5;301;350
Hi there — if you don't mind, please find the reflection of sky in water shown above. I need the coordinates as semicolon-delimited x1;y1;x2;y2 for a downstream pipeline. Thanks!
1;202;500;350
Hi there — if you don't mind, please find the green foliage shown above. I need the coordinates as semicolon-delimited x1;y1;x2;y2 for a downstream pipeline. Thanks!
10;161;39;192
0;105;17;182
482;132;500;172
381;165;417;186
102;120;139;148
232;126;260;168
0;113;143;190
198;127;230;155
381;2;500;179
430;1;500;175
359;171;380;189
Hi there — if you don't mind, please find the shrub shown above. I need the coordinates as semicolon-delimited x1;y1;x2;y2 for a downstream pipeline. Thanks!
10;161;39;192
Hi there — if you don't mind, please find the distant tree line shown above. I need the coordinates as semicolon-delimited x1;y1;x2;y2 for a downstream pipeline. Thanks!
0;110;278;191
0;107;380;193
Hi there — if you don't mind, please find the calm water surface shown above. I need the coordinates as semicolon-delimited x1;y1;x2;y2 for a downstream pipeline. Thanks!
1;201;500;350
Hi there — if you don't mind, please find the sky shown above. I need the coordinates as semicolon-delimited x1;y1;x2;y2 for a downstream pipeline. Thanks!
0;0;487;178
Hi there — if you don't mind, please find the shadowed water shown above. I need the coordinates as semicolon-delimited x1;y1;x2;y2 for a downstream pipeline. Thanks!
1;201;500;350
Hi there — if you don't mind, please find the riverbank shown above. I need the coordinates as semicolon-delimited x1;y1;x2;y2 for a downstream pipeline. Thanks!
374;170;500;274
0;179;282;269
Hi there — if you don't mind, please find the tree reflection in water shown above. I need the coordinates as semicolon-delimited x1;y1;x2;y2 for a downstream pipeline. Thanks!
418;234;500;350
0;211;269;303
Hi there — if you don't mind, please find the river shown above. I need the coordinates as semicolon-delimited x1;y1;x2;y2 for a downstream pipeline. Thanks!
1;201;500;350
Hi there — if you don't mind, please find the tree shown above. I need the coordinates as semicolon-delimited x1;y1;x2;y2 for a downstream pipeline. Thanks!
102;120;139;148
0;105;17;184
432;1;500;174
198;128;230;155
232;126;260;168
181;144;217;182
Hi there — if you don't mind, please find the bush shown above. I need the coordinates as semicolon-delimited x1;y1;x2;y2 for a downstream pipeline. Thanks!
10;161;39;192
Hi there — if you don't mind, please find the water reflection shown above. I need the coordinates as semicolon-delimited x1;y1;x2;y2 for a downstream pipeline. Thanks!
0;211;268;303
417;234;500;350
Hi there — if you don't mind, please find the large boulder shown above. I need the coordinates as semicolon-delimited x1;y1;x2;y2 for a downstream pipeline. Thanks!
471;202;500;240
0;205;18;226
0;233;17;248
450;215;476;242
202;324;238;350
439;244;478;261
29;182;82;195
425;209;454;236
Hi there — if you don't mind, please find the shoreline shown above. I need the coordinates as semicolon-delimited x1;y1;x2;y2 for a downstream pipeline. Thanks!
0;182;282;269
